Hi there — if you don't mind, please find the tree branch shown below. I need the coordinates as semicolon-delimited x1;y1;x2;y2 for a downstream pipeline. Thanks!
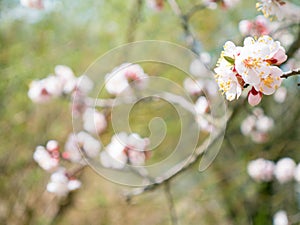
281;68;300;79
167;0;201;54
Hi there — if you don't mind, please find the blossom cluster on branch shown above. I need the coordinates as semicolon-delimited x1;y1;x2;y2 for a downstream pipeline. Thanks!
214;35;287;106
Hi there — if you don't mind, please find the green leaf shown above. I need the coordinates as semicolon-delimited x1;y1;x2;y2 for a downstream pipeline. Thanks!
224;56;235;64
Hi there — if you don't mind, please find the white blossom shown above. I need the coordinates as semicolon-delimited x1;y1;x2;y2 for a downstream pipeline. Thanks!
63;132;101;164
273;210;289;225
183;78;203;96
256;0;287;20
100;132;150;169
46;168;81;197
294;163;300;182
274;157;296;183
33;145;59;171
105;63;148;95
274;86;287;103
83;108;107;135
247;158;275;182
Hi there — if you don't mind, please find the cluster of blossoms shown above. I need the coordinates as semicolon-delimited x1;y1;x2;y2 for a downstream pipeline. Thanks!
31;64;153;196
100;132;150;169
33;131;103;196
105;63;148;96
33;140;82;196
33;131;151;196
240;107;274;143
214;35;287;106
247;157;299;184
28;65;94;117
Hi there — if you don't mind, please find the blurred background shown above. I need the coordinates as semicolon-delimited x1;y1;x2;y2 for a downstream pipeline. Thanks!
1;0;300;224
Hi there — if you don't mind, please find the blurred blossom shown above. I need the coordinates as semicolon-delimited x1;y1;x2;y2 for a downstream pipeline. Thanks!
222;0;240;8
257;0;300;21
195;96;209;115
239;15;270;36
63;132;101;164
183;78;203;96
46;167;81;197
54;65;77;94
240;107;274;143
294;163;300;182
83;108;107;135
33;140;60;171
247;158;275;182
28;76;63;103
146;0;164;11
202;0;240;9
46;140;59;152
256;0;287;20
105;63;148;96
273;210;289;225
241;115;256;136
76;75;94;94
28;65;94;105
189;53;211;77
274;86;287;103
274;157;296;184
100;132;150;169
256;115;274;133
20;0;44;9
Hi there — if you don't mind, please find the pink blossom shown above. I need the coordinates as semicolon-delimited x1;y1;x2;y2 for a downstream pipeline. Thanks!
248;87;263;106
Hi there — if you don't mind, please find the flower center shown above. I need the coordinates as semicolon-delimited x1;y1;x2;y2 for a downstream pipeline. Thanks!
243;57;261;69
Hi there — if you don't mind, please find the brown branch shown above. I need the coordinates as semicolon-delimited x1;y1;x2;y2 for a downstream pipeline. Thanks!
124;128;227;200
281;68;300;79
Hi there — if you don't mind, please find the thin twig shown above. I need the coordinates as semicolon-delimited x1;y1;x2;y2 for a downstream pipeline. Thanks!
167;0;200;54
164;181;178;225
281;68;300;79
185;3;206;20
